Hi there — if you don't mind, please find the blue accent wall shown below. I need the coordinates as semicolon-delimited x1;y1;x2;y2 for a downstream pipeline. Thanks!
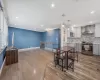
8;27;43;49
8;27;60;49
1;28;60;69
42;29;60;48
0;47;6;68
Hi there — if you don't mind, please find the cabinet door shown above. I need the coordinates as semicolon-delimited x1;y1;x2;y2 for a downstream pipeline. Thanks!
73;27;81;38
95;24;100;37
93;44;99;55
73;28;77;37
76;27;81;37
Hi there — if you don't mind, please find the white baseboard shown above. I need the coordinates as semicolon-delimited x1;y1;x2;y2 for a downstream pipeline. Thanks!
45;47;56;52
0;58;6;76
18;47;40;52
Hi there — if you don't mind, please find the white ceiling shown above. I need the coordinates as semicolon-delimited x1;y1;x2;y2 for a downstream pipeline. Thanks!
3;0;100;32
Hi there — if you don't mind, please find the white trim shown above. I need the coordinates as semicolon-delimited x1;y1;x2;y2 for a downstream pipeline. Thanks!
9;26;45;32
45;47;56;52
18;47;40;52
0;58;6;76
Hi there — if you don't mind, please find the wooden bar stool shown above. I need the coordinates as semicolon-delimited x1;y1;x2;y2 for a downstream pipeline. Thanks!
68;48;78;72
68;52;75;72
69;48;78;62
54;48;66;71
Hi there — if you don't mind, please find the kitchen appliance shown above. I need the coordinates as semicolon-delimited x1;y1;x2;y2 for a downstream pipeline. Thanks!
82;42;93;56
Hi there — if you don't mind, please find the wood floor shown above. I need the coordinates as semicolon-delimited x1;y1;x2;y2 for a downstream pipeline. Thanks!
0;49;100;80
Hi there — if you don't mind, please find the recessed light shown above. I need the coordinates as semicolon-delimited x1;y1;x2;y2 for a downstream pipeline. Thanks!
16;17;19;18
91;11;95;14
62;25;65;27
51;3;55;8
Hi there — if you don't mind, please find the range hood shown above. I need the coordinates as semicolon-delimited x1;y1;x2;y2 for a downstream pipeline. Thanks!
82;25;94;35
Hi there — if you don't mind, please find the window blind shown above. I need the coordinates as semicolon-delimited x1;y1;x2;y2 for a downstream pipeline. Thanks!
0;3;8;49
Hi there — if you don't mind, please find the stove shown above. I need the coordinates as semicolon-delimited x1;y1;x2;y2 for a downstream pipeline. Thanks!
82;42;93;56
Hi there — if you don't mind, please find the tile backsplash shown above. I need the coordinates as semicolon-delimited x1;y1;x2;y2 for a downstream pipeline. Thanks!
67;37;100;44
81;34;94;43
93;38;100;44
67;38;81;43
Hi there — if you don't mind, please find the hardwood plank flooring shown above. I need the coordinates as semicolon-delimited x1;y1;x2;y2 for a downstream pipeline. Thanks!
0;49;53;80
44;52;100;80
0;49;100;80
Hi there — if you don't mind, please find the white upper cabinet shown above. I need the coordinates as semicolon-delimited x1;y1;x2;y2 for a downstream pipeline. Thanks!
73;27;81;38
95;23;100;37
77;27;81;37
67;27;81;38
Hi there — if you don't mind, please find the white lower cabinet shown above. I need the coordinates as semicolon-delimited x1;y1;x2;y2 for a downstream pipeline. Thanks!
95;24;100;37
67;43;82;52
93;44;100;55
74;43;82;52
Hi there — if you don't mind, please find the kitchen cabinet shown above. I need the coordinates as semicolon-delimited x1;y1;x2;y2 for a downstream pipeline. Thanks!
95;23;100;37
67;27;81;38
74;43;82;52
67;43;82;52
93;44;100;55
73;27;81;38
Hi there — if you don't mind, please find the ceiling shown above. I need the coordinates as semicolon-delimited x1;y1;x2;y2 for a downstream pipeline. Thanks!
3;0;100;32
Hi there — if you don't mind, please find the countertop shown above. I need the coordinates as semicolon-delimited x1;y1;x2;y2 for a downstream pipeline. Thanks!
82;43;93;45
6;47;18;51
67;42;100;44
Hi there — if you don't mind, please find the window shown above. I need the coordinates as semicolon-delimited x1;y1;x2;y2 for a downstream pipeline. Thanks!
0;2;8;49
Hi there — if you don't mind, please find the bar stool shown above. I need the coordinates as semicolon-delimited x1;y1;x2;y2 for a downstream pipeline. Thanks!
69;48;78;62
67;43;79;62
68;48;78;72
68;52;75;72
54;48;66;71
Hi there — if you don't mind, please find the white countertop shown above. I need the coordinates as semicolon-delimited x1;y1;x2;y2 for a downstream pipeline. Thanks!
67;42;82;44
93;43;100;44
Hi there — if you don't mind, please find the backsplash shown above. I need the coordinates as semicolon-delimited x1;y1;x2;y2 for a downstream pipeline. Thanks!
81;25;95;43
67;37;100;44
67;38;81;43
93;38;100;44
81;34;94;43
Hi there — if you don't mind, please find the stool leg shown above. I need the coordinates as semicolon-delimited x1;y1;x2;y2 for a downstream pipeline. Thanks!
77;53;78;62
62;59;63;71
72;60;74;72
